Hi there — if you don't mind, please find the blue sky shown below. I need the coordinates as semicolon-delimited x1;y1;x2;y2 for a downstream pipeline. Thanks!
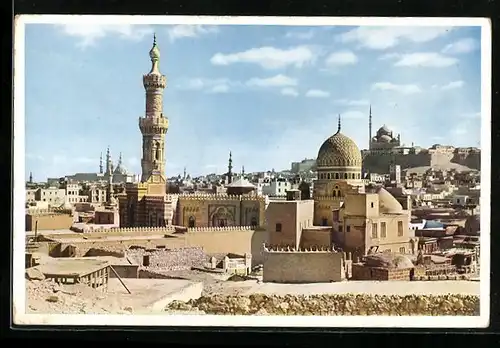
24;23;482;181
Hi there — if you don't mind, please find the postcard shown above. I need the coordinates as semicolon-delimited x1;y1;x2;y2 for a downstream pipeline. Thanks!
14;15;491;328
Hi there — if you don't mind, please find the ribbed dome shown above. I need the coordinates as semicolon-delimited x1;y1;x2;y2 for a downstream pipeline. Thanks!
379;134;392;143
377;124;392;136
377;187;403;214
316;131;362;168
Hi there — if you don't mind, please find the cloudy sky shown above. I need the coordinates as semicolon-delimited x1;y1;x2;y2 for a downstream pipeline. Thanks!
24;22;482;181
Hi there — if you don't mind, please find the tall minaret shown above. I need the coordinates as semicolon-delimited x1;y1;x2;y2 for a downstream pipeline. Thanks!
29;172;33;183
105;146;113;175
368;105;372;150
99;152;103;174
337;114;341;133
227;151;233;184
139;34;169;184
242;165;245;177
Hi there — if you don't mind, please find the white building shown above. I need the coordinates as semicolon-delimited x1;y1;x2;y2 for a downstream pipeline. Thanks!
261;177;291;197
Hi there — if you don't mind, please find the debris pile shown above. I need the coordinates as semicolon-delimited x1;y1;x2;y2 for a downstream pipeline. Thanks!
167;293;480;316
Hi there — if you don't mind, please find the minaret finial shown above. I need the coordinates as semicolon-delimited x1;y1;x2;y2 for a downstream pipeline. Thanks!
153;32;157;46
337;114;341;133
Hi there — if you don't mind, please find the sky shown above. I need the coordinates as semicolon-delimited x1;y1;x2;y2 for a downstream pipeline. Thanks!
23;22;483;181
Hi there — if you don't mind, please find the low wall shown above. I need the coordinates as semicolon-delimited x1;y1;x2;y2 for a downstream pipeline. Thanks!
167;293;480;316
126;247;207;271
263;248;344;283
351;264;412;281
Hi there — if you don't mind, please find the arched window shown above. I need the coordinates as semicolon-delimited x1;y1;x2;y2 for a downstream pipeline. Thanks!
188;216;196;228
328;173;331;179
333;190;337;197
250;217;258;227
335;173;339;179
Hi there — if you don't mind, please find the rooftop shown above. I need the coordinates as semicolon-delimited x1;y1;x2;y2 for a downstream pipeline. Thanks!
35;258;110;277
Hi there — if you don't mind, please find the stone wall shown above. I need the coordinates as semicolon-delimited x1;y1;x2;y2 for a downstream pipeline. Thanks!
26;213;74;231
262;246;344;283
351;264;412;281
167;294;479;316
126;247;207;271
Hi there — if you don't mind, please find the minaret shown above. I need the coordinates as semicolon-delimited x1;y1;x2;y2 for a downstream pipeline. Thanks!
242;165;245;177
369;105;372;150
139;34;169;185
29;172;33;183
183;166;187;180
105;146;112;175
228;151;233;184
99;152;103;174
337;114;341;133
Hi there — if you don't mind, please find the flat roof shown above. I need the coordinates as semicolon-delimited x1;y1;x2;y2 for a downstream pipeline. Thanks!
36;258;110;277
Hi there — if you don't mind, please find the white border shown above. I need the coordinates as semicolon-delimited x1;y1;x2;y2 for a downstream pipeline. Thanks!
13;15;491;328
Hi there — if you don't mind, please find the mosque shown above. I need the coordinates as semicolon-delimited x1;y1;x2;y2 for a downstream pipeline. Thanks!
116;36;265;228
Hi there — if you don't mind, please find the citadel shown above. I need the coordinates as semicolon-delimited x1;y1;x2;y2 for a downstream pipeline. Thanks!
24;36;481;313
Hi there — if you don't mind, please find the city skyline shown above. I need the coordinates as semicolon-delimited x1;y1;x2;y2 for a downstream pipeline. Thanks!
25;23;482;181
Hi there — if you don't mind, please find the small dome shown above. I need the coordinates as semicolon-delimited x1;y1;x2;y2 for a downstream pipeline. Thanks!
377;124;392;136
377;187;403;214
378;134;392;143
149;42;160;60
317;131;362;168
113;163;127;175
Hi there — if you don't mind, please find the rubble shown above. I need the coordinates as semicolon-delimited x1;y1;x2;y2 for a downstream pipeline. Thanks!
167;293;480;316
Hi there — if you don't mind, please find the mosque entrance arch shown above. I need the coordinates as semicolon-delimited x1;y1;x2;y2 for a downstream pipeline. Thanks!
210;206;235;227
188;216;196;228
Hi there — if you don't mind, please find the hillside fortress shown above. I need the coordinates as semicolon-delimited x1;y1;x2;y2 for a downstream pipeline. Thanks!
361;106;481;174
117;36;265;228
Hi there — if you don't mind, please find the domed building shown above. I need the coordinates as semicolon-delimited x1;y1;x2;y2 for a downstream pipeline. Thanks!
313;116;365;226
370;124;401;150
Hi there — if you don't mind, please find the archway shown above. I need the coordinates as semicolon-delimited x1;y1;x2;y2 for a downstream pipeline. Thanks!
211;207;235;227
250;216;258;227
188;216;196;228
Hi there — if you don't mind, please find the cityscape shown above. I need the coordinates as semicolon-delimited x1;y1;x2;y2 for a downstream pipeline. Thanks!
19;19;486;324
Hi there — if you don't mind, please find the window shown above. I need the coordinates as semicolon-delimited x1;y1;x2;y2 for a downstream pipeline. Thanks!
188;216;196;228
275;223;282;232
399;247;406;254
335;173;339;179
398;221;404;236
346;225;350;232
339;225;343;232
322;218;328;226
381;222;387;238
328;173;331;179
371;223;378;238
250;217;258;227
370;202;374;208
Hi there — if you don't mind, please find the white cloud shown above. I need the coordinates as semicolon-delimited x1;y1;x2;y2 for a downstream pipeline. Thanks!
440;80;465;90
442;38;479;54
285;30;315;40
334;99;370;106
166;25;219;42
210;46;317;69
393;52;458;67
209;84;229;94
177;78;234;93
58;24;153;48
341;110;366;119
246;74;298;87
460;112;481;119
338;26;452;50
305;89;330;98
371;82;422;95
281;88;299;97
325;50;358;66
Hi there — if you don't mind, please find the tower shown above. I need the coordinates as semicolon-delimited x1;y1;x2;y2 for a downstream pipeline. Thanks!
139;34;169;185
242;165;245;177
105;146;113;175
368;105;372;150
99;152;103;174
29;172;33;183
337;113;341;133
227;151;233;184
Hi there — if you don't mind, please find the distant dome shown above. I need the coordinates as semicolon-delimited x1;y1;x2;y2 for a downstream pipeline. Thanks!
377;187;403;214
316;131;362;168
377;125;392;136
379;134;392;143
113;163;128;175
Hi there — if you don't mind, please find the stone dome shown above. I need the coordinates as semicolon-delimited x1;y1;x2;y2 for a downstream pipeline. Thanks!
379;134;392;143
316;131;362;168
377;124;392;136
377;187;403;214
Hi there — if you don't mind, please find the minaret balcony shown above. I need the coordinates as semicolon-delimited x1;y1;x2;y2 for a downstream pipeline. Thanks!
139;116;169;132
143;74;167;89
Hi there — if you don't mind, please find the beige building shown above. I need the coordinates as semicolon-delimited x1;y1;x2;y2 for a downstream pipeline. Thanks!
33;187;66;206
332;187;417;259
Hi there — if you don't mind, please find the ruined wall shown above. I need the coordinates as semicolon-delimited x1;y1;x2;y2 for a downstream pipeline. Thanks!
109;265;139;278
126;247;207;271
351;264;412;281
168;294;479;316
262;247;344;283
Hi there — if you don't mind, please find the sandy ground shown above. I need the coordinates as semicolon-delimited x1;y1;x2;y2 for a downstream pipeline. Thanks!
242;280;480;296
